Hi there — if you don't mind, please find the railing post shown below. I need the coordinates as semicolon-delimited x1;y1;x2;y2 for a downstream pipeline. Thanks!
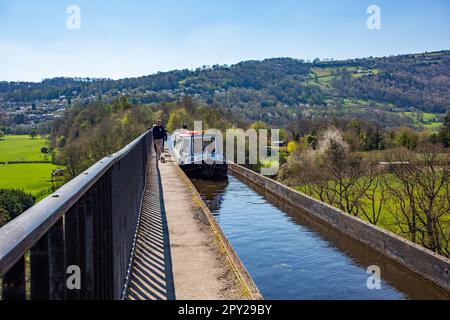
104;172;114;299
65;204;80;300
77;197;87;300
2;257;26;300
94;175;113;300
93;184;101;299
98;177;107;299
30;234;50;299
48;218;66;300
83;190;95;299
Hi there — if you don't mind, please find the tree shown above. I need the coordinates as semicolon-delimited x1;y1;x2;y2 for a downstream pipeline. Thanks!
287;141;299;153
322;138;370;216
395;127;419;150
29;129;38;139
13;114;25;125
250;121;269;131
384;145;449;257
439;110;450;147
180;96;196;113
0;208;10;228
0;112;6;126
359;168;387;225
287;128;372;217
0;130;4;140
111;96;132;112
167;108;190;132
58;140;89;178
429;133;439;145
0;190;35;221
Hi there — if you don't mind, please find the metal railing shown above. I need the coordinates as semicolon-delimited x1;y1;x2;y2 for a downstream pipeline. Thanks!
0;131;153;300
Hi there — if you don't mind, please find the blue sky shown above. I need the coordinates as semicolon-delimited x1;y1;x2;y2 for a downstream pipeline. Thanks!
0;0;449;81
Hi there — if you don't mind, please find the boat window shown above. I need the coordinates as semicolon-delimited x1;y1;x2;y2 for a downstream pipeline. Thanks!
203;137;216;153
182;139;190;154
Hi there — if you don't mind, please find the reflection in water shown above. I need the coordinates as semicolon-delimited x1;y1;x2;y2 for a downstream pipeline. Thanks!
192;178;229;214
192;175;450;300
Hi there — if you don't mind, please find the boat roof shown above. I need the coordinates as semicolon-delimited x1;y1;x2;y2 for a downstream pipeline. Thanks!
173;129;218;138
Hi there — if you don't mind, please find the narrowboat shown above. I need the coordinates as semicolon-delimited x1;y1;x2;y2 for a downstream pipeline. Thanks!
170;129;228;180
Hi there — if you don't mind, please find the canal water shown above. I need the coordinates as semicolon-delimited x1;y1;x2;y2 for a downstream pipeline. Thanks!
192;175;450;300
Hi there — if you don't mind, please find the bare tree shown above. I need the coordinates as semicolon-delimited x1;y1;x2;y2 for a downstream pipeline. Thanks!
360;165;387;225
302;164;337;205
322;139;370;216
283;129;376;219
384;145;450;257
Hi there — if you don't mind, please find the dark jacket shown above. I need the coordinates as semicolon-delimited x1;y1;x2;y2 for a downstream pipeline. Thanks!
152;125;167;140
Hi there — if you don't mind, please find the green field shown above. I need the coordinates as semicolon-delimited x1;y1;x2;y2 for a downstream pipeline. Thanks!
0;135;50;162
308;67;380;87
295;175;450;245
0;163;61;197
401;111;443;131
0;135;63;199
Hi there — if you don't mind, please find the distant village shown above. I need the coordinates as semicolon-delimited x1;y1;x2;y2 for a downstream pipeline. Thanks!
0;94;98;133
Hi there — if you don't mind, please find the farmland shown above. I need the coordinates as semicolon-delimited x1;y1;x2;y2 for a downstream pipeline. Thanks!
0;135;63;199
0;135;51;162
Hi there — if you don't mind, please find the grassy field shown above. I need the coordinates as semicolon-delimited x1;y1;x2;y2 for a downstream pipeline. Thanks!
0;135;63;199
0;163;61;196
0;135;50;162
308;67;380;87
401;111;443;131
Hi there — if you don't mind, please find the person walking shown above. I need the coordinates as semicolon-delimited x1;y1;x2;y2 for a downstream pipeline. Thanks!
152;119;167;161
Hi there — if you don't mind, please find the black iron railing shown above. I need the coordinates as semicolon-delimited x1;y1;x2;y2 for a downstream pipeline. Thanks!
0;131;153;300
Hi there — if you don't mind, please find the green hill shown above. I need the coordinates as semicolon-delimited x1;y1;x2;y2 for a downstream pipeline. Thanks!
1;50;449;128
